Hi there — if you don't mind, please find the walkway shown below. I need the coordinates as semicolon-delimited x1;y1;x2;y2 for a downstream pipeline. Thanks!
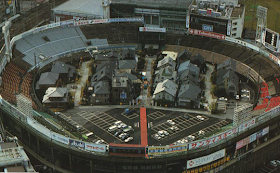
204;64;217;111
138;56;155;106
140;107;148;146
74;60;91;106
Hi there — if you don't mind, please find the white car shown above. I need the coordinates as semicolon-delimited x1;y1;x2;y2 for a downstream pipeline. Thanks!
167;120;175;125
198;130;205;136
95;139;104;144
163;130;169;136
235;95;240;100
124;137;133;143
218;97;228;101
118;133;127;138
188;135;195;141
196;115;205;121
154;134;161;140
158;131;165;137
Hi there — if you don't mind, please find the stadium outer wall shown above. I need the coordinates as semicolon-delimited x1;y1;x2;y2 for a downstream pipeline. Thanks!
1;22;280;173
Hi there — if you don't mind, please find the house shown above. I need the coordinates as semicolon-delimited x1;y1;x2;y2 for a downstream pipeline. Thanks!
177;49;192;62
216;59;239;96
191;53;206;73
96;60;116;72
153;79;178;102
91;81;110;104
42;87;68;108
114;70;139;83
51;61;76;81
37;72;59;90
162;51;178;61
121;48;135;60
178;60;200;77
177;83;201;108
112;76;133;104
91;66;113;85
153;66;177;88
95;51;118;63
157;57;176;70
118;60;137;70
179;69;199;85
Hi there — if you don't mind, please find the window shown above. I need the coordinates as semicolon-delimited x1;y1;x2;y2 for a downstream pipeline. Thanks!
233;22;237;26
232;33;237;36
232;27;237;31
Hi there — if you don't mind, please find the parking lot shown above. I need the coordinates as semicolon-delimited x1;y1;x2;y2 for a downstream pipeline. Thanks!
63;107;231;146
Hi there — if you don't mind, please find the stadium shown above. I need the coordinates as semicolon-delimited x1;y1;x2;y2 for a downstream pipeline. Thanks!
0;0;280;173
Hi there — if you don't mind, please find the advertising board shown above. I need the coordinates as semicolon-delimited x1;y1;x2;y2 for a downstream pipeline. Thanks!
189;28;226;40
85;143;106;153
139;27;166;33
186;149;225;169
27;117;51;138
186;14;190;28
69;139;85;149
51;132;69;145
227;20;231;36
147;144;188;156
238;118;256;132
202;24;213;32
189;127;238;150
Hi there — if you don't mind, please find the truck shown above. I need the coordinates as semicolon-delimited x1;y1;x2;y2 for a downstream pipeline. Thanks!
124;108;136;115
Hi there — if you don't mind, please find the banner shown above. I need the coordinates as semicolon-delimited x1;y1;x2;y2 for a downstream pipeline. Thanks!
189;127;238;149
69;139;85;149
27;117;51;138
186;149;225;169
227;20;231;36
85;142;106;153
147;144;188;156
109;17;143;23
51;132;69;145
189;28;226;40
139;27;166;33
238;118;256;132
186;14;190;28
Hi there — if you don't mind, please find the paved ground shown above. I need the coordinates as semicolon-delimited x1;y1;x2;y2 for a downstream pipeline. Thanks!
204;64;217;111
74;60;91;106
62;107;232;146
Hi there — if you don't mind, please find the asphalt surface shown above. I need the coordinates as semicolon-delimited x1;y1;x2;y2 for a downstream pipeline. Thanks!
63;107;232;145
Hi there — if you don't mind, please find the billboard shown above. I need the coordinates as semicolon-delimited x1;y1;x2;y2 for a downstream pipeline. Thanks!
262;28;280;52
238;118;256;132
139;27;166;33
27;117;51;138
147;144;188;156
227;20;232;36
69;139;85;149
51;132;69;145
186;14;190;28
189;127;238;150
186;149;226;169
189;29;226;40
85;143;107;153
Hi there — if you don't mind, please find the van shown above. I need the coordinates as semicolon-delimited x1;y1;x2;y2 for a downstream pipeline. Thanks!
108;125;118;132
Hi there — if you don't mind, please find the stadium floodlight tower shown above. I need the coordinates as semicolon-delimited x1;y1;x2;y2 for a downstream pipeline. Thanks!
255;6;267;45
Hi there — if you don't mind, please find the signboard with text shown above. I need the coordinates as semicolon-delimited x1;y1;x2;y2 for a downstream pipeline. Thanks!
147;144;188;156
85;142;106;153
189;28;226;40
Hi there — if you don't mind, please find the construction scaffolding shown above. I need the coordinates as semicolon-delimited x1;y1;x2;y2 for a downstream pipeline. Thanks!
16;94;33;118
233;103;253;126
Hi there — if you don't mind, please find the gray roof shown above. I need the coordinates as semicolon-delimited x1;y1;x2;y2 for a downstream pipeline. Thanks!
192;53;205;65
178;49;192;60
178;60;200;76
121;48;135;60
51;61;76;77
38;72;59;85
115;72;138;81
157;57;175;69
179;69;199;83
216;68;239;87
153;79;178;97
112;76;130;88
96;60;116;72
119;60;137;69
217;59;236;71
52;0;103;17
94;81;110;95
91;66;112;85
111;0;193;10
178;83;201;99
42;87;68;103
95;51;119;61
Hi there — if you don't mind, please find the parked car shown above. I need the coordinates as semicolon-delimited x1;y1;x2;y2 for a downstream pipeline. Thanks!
188;135;195;141
169;126;180;131
124;137;133;143
154;134;161;140
123;126;133;133
196;115;205;121
198;130;205;136
121;134;130;141
158;131;165;137
167;120;175;125
114;130;122;137
118;133;127;138
218;97;228;101
163;130;169;136
184;114;190;119
124;108;136;115
95;139;105;144
269;160;278;168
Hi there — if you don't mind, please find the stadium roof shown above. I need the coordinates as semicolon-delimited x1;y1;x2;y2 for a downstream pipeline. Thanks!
52;0;103;17
111;0;193;9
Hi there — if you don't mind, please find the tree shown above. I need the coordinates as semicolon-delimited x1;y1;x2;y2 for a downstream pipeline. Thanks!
210;101;218;114
211;85;218;96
